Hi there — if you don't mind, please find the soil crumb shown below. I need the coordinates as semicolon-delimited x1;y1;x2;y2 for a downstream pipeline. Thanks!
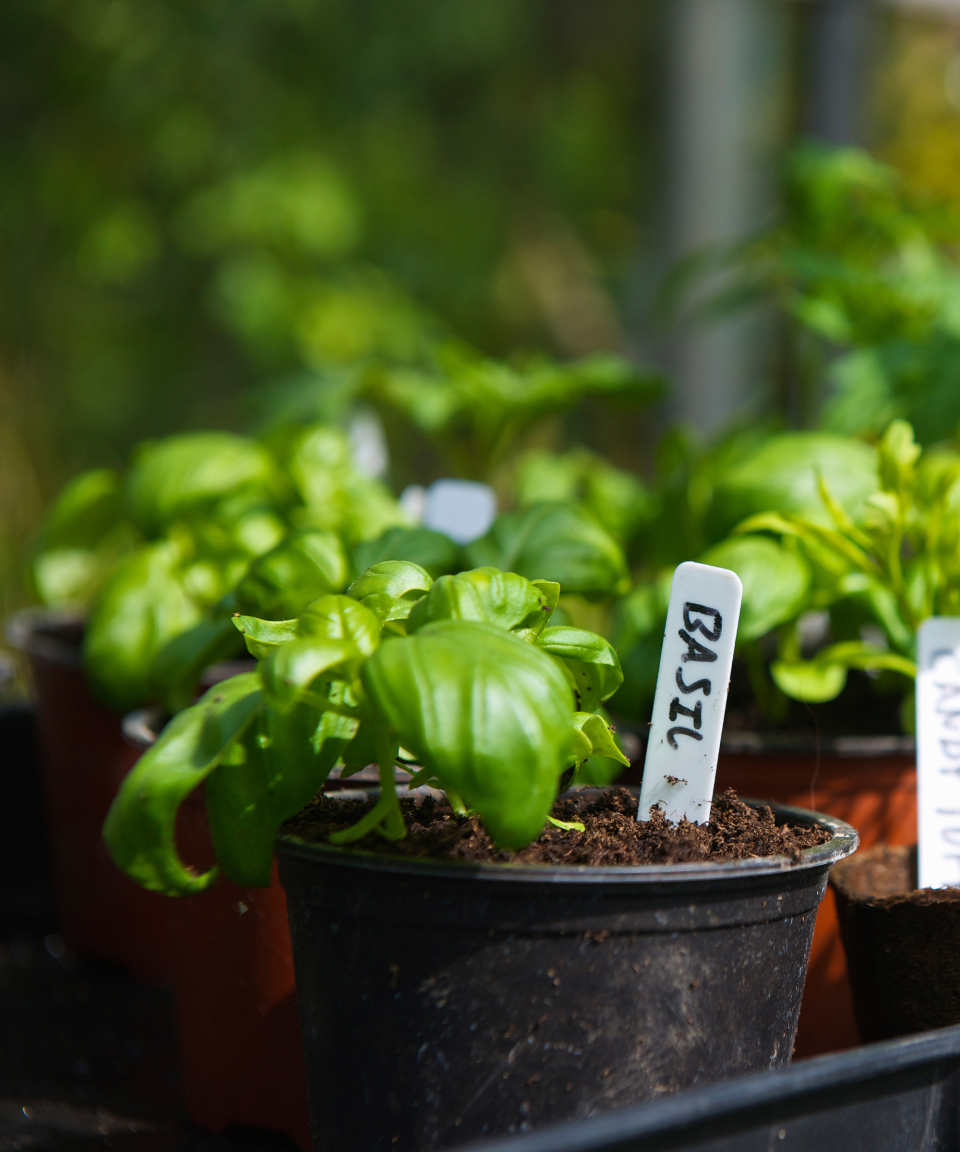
282;787;832;867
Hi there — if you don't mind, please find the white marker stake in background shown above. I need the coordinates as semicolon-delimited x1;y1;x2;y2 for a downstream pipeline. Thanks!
917;618;960;889
637;561;742;824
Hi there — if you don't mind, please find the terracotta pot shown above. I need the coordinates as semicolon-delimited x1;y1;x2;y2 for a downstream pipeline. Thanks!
126;707;311;1149
716;733;916;1059
6;609;169;979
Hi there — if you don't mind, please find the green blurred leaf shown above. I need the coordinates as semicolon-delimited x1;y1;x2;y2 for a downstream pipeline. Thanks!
700;535;811;643
352;526;461;580
151;615;245;713
233;529;349;618
465;502;628;599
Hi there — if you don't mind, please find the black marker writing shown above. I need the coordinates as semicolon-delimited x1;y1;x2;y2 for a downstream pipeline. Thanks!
678;629;718;663
667;726;703;749
683;602;722;641
669;698;702;728
676;668;711;696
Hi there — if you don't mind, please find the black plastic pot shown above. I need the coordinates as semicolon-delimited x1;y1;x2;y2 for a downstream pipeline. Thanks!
277;793;857;1151
454;1022;960;1152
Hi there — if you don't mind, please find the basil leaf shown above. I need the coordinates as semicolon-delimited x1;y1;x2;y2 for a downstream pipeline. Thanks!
233;529;349;619
407;567;555;641
569;711;629;766
126;432;283;538
700;535;811;643
353;526;462;580
710;432;878;540
770;659;848;703
260;637;362;711
465;502;628;599
536;625;623;710
152;615;245;713
84;541;204;712
347;561;432;626
102;673;263;895
362;619;574;848
204;700;329;887
297;594;381;656
232;615;299;659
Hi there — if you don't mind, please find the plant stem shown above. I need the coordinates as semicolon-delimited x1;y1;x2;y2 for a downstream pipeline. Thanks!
445;787;469;818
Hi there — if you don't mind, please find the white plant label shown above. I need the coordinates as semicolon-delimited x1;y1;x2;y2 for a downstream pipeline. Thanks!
637;561;743;824
916;617;960;889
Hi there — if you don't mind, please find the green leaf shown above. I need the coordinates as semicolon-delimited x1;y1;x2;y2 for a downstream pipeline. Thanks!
569;711;630;766
710;432;878;539
204;699;330;887
260;636;362;711
536;625;624;710
352;526;462;580
152;615;245;713
699;535;811;642
362;619;574;848
407;567;556;641
346;561;433;627
232;614;299;659
126;432;283;537
770;659;848;703
465;502;629;599
546;815;585;832
84;541;204;712
233;529;350;619
297;594;381;656
102;673;263;896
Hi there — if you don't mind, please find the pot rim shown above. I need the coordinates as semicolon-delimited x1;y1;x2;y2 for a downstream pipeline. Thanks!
5;606;84;668
276;794;858;886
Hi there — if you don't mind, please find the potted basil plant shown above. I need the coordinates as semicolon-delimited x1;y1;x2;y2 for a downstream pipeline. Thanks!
104;561;854;1149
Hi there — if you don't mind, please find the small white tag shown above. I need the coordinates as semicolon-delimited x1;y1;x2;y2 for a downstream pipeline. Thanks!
637;561;742;824
917;618;960;889
422;479;497;545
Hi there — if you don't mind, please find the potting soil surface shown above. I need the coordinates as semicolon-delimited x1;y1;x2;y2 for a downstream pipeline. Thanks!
285;785;832;865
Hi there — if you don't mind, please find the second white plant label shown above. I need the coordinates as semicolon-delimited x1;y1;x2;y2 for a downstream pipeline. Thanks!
917;617;960;889
637;560;743;824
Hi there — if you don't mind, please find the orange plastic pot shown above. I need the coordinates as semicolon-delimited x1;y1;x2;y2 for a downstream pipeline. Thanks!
716;734;916;1059
6;609;168;979
124;707;310;1149
167;787;311;1149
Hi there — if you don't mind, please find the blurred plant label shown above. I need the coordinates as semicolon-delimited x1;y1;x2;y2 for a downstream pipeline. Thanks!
637;561;742;824
917;618;960;889
421;479;497;545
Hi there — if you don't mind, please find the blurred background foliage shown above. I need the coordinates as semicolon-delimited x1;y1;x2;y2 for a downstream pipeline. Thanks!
0;0;659;619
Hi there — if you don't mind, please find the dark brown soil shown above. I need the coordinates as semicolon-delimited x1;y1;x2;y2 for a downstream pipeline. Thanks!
831;844;960;907
282;786;832;867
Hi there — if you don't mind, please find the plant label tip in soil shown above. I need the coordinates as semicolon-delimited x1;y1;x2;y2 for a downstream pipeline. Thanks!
637;561;742;824
917;617;960;889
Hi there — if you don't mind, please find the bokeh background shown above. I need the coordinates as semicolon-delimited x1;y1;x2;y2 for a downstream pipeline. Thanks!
5;0;960;620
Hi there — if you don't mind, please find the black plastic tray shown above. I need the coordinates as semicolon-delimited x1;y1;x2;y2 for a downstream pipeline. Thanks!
458;1024;960;1151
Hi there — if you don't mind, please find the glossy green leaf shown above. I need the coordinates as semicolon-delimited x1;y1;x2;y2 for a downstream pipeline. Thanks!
362;619;574;848
352;526;461;580
346;561;432;626
465;502;628;599
126;432;283;537
204;699;329;887
407;567;556;641
569;711;629;766
536;625;623;710
232;614;299;659
700;535;812;642
84;541;204;712
102;674;263;896
296;594;381;656
233;529;349;619
260;636;362;711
